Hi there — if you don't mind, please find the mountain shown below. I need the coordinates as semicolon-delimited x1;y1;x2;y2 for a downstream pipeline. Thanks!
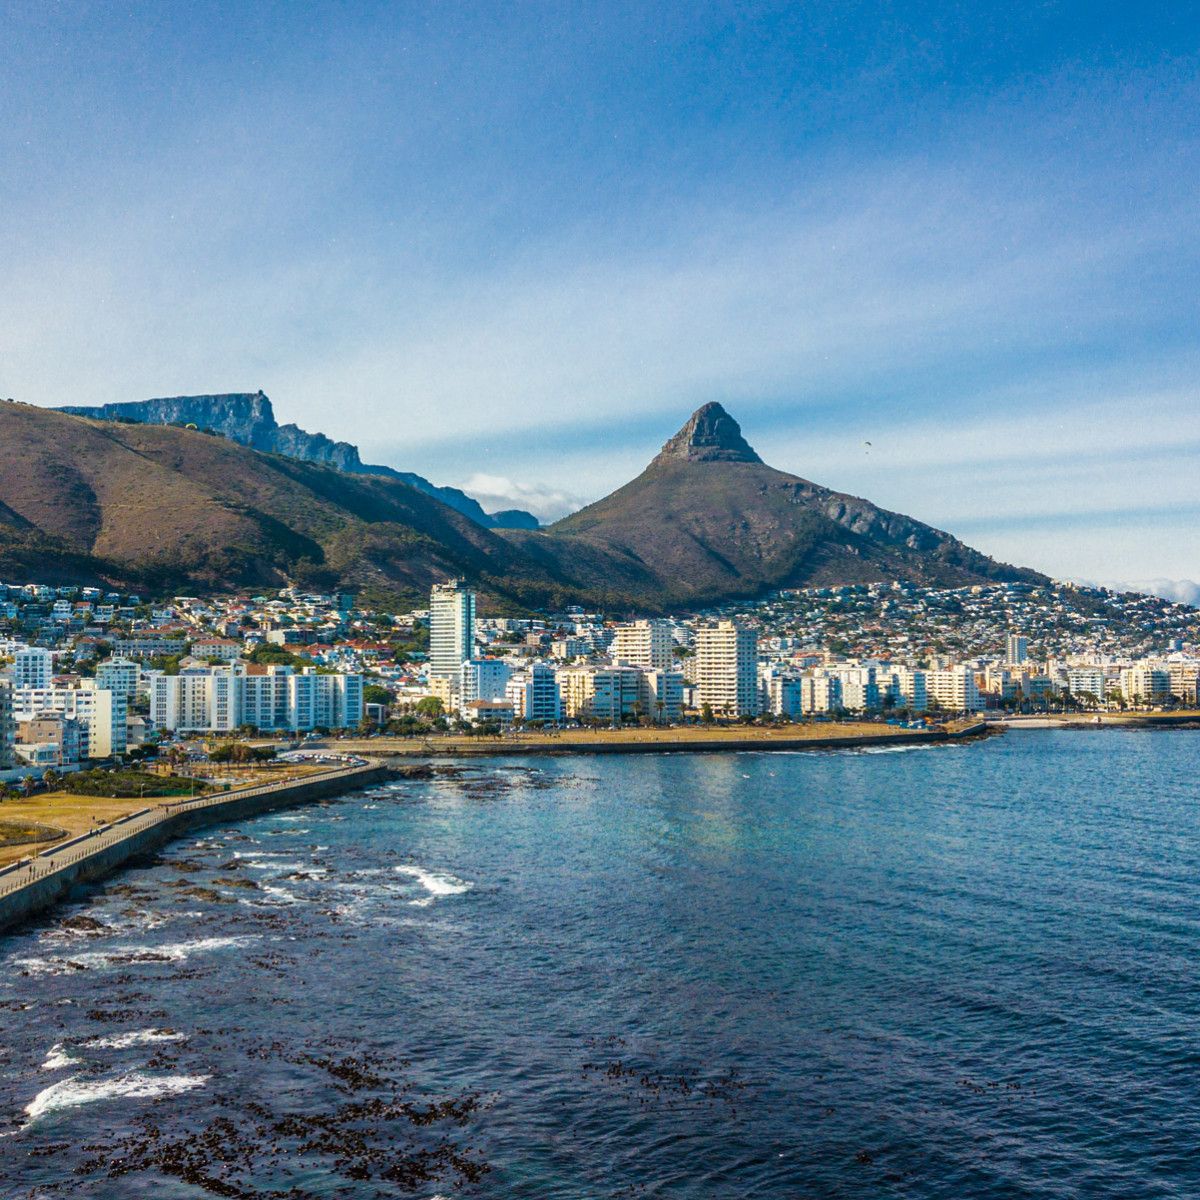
0;402;562;604
1;399;1044;609
54;392;538;530
503;402;1046;607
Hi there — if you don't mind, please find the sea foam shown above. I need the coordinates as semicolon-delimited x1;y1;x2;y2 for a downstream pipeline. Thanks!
394;865;473;906
24;1072;209;1122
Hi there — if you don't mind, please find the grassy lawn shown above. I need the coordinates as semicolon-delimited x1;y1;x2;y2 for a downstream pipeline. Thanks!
0;762;335;867
0;792;154;867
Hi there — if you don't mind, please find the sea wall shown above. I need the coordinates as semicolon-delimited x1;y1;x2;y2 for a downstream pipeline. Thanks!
0;764;390;935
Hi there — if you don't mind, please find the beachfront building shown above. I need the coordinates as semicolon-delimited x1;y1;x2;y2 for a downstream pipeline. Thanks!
610;620;674;672
506;662;562;723
15;715;84;767
695;621;759;717
925;667;982;714
763;672;804;719
1006;633;1029;665
429;580;475;681
1119;666;1170;705
12;681;127;757
887;666;928;713
829;665;880;712
458;659;512;713
800;673;842;714
150;664;363;733
640;668;684;722
1065;667;1107;703
557;664;642;721
1167;661;1200;703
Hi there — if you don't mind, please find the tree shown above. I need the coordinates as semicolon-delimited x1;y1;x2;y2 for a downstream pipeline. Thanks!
363;684;392;707
700;703;715;725
415;696;445;719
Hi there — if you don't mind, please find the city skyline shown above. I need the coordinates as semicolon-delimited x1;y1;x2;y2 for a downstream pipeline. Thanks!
2;3;1196;587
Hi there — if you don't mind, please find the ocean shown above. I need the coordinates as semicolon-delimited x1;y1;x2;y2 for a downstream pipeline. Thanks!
1;729;1198;1198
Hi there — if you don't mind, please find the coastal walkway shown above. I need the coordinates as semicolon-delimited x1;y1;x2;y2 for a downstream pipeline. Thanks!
0;761;388;934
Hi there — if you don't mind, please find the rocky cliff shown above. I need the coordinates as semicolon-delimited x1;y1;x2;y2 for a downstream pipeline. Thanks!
55;392;538;530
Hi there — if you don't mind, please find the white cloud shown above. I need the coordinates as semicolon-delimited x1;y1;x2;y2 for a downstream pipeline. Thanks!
457;474;585;523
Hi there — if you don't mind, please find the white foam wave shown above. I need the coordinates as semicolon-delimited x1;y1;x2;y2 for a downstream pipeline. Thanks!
24;1072;209;1123
13;935;255;976
394;865;473;907
89;1028;186;1050
41;1044;79;1071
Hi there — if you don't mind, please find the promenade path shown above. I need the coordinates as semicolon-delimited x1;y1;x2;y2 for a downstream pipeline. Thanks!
0;763;377;902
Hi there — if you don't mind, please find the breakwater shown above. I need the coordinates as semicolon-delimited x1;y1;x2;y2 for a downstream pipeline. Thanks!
0;762;389;935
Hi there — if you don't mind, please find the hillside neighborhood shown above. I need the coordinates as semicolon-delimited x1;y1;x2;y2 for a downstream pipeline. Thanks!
1;574;1196;782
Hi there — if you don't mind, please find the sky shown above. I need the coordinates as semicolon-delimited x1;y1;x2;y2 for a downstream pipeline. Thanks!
1;1;1197;588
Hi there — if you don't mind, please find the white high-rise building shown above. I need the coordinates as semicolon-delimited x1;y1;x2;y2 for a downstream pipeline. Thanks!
801;673;841;714
429;581;475;681
459;659;512;712
610;620;674;671
1066;667;1107;703
150;665;363;733
1119;666;1170;705
557;665;642;721
10;647;54;690
640;669;684;722
764;674;804;718
695;621;759;717
888;667;928;713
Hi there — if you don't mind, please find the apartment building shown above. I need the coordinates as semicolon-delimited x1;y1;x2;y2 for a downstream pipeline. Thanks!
610;620;674;672
695;621;759;717
150;665;363;733
505;662;562;723
429;580;475;681
925;666;982;713
12;681;127;757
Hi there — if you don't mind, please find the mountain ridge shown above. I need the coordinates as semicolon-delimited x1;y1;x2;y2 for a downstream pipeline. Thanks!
2;399;1046;608
55;392;539;531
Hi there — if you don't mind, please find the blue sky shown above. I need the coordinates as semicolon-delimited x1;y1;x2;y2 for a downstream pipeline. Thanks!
2;2;1197;585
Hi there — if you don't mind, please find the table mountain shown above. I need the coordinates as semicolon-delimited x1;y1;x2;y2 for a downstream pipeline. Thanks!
54;392;538;530
0;402;561;604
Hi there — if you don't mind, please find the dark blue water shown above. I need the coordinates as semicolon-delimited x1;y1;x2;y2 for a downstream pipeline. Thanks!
2;730;1198;1198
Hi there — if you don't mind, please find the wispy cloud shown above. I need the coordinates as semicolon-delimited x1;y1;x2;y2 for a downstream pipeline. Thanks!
456;474;585;523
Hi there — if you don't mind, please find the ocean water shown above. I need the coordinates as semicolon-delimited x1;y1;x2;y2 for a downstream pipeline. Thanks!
1;730;1198;1198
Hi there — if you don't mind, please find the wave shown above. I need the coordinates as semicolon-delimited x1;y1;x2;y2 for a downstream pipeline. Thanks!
89;1028;186;1050
24;1072;209;1123
40;1044;79;1071
13;935;256;976
40;1029;185;1072
394;865;473;907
